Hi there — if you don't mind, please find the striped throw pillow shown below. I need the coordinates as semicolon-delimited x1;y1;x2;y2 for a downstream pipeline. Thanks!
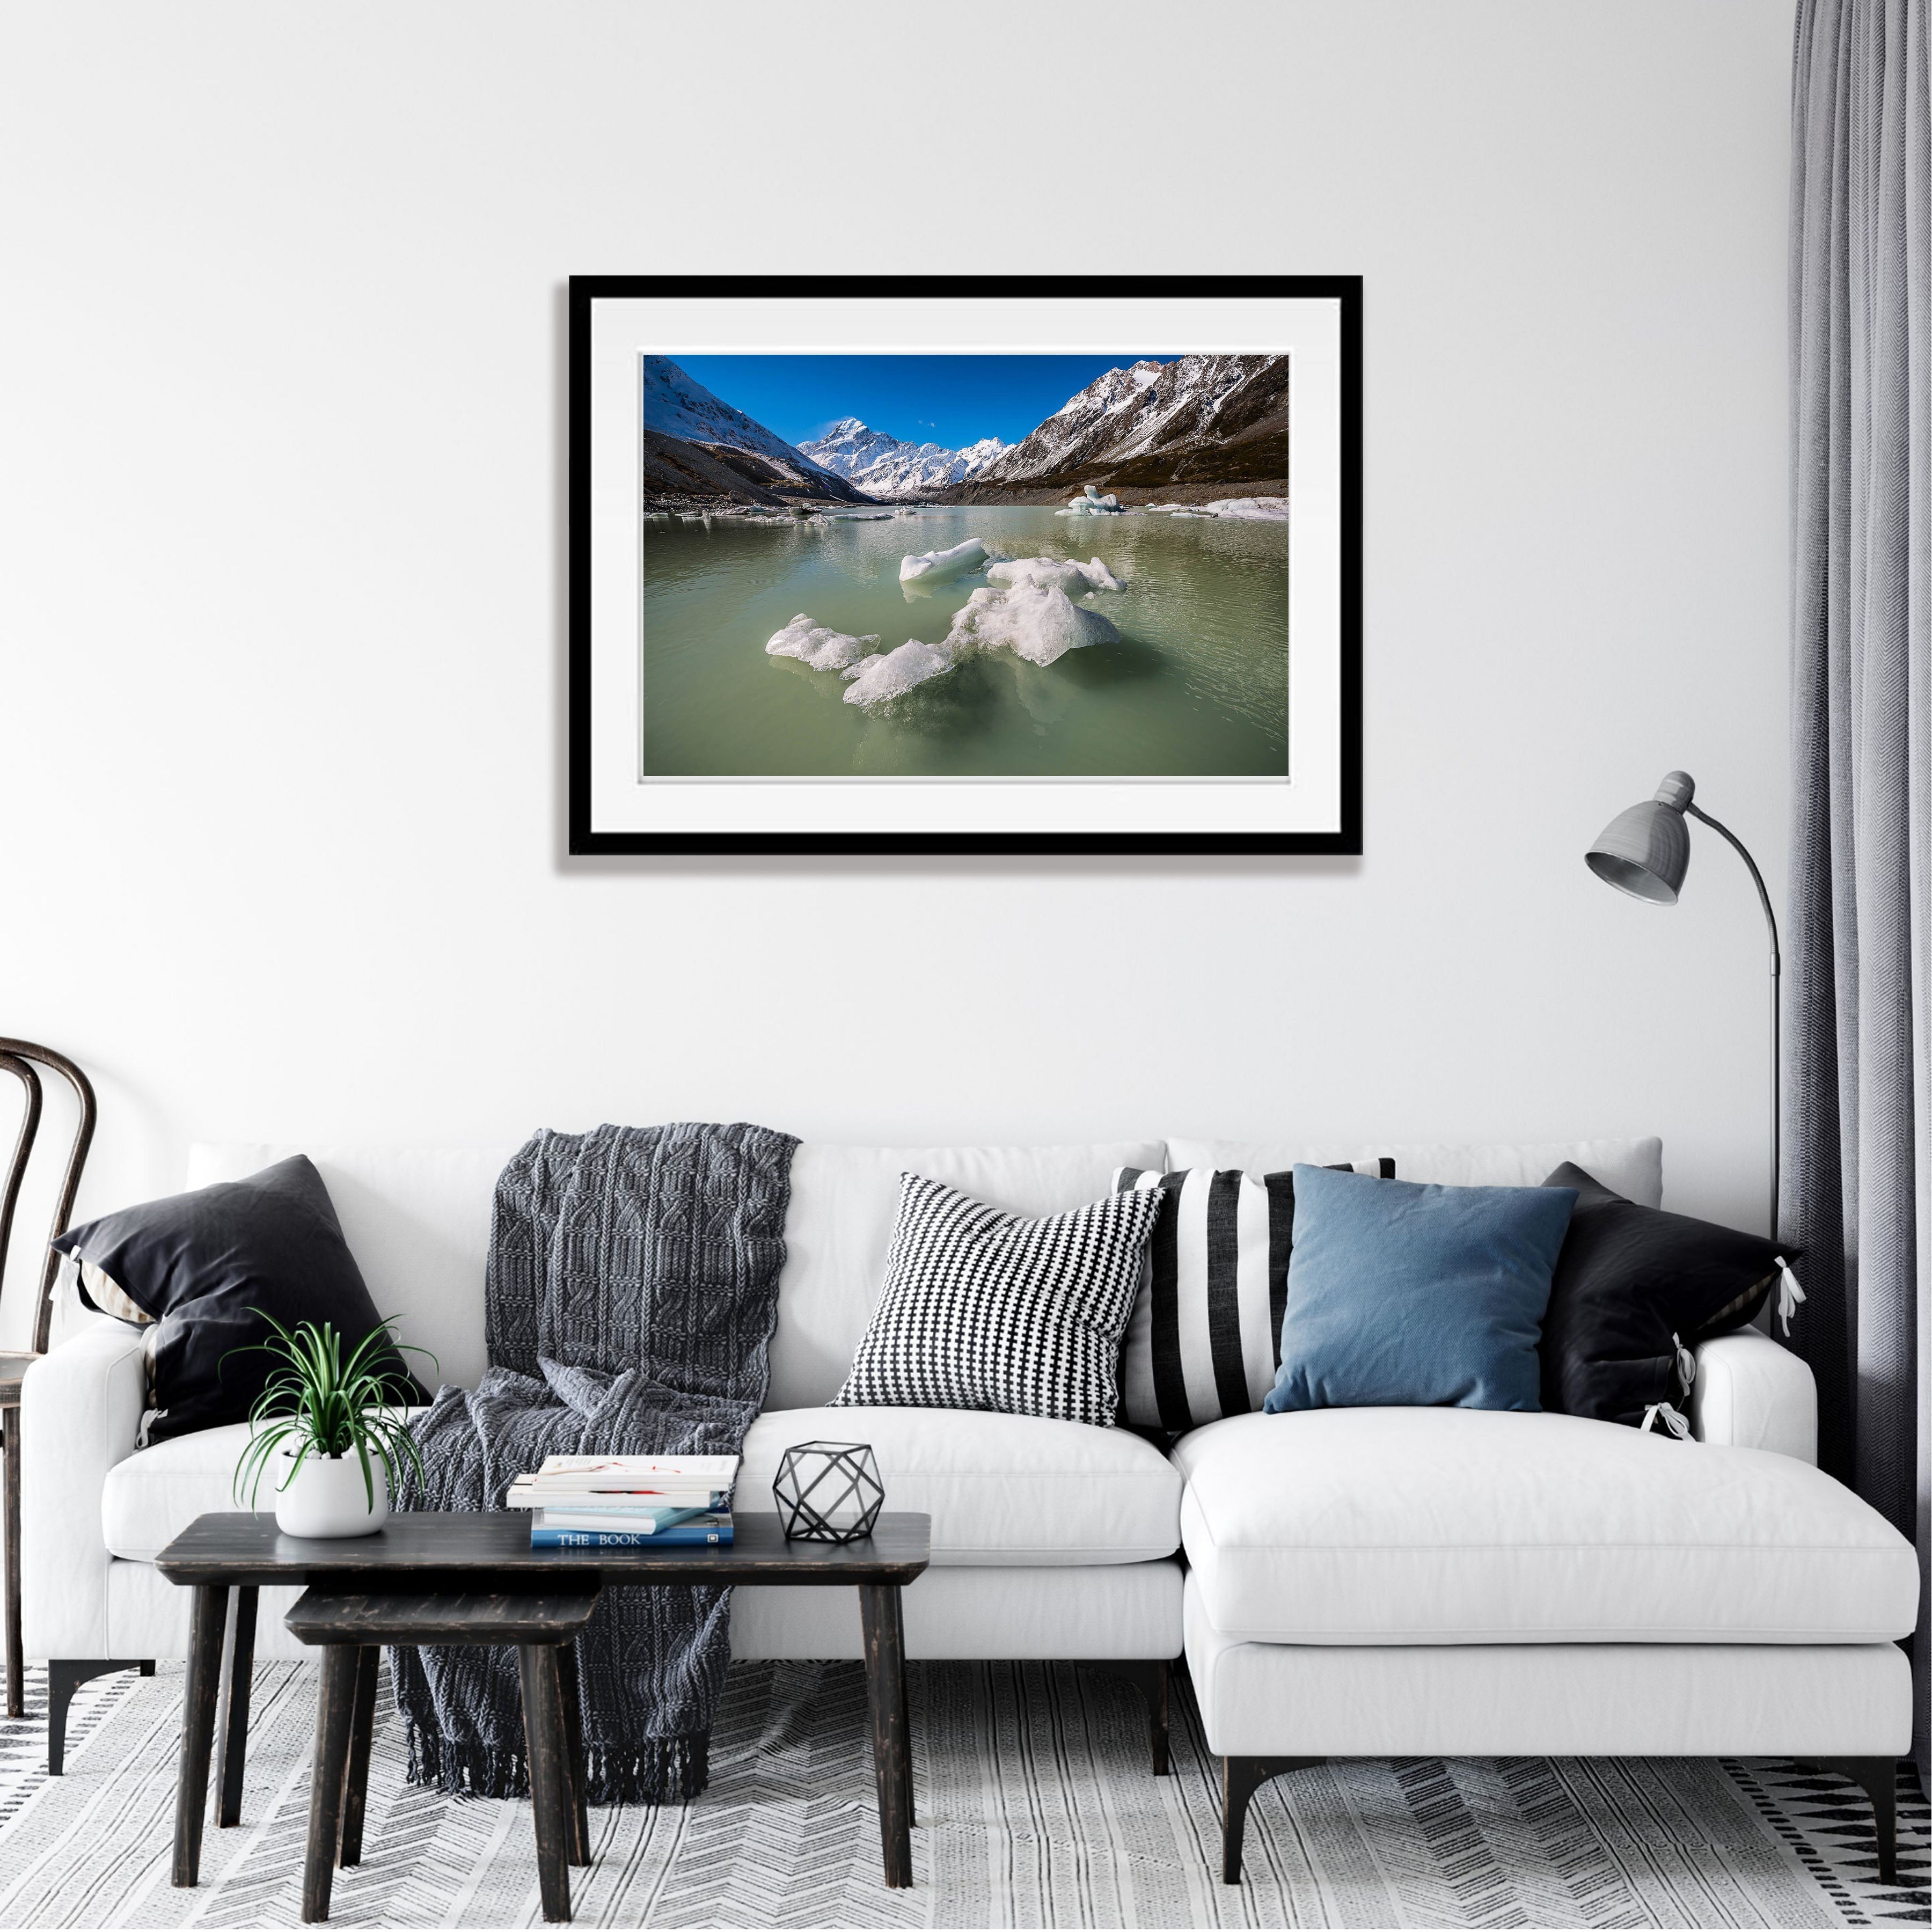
1111;1160;1395;1431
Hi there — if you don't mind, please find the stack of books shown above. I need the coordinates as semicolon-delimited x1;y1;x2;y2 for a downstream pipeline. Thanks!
507;1453;738;1548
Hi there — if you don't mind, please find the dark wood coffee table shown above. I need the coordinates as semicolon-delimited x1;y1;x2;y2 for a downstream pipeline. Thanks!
155;1511;931;1890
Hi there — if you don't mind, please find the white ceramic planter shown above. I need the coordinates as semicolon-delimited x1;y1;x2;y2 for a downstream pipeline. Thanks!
272;1446;390;1539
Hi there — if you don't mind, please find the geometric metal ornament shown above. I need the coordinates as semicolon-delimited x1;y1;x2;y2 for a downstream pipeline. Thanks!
772;1440;884;1543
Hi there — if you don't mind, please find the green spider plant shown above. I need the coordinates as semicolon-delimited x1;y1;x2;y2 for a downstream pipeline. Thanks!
228;1312;438;1513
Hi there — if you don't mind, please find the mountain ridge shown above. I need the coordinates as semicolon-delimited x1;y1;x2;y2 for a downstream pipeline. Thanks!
797;420;1011;499
957;353;1292;496
640;357;873;507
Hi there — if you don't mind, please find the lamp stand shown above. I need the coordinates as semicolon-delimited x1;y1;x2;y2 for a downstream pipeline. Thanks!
1684;803;1782;1241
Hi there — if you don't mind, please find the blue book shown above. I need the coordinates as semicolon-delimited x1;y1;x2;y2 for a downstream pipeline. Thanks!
530;1523;733;1549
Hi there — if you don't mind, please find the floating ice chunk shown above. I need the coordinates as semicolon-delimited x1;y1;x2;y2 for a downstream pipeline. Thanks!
898;537;989;584
841;639;957;707
985;555;1124;596
944;582;1120;667
764;613;880;672
1062;485;1123;515
1203;496;1291;521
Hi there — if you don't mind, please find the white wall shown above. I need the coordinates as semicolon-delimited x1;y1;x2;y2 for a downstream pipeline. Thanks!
0;1;1795;1340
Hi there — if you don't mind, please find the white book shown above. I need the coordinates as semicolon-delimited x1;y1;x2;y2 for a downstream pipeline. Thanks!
527;1454;740;1490
504;1488;727;1512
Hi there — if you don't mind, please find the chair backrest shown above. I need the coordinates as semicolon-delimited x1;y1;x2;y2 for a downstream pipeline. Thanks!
0;1039;97;1356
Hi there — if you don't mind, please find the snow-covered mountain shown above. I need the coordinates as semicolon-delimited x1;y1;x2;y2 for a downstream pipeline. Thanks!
970;354;1292;492
797;419;1011;498
640;357;869;504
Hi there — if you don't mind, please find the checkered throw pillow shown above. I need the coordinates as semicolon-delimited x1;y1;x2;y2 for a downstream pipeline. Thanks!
829;1172;1166;1425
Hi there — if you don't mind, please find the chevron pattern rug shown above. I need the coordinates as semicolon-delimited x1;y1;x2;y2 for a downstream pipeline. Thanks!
0;1658;1922;1928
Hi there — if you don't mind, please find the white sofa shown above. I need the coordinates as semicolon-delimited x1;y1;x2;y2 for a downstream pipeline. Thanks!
19;1132;1919;1884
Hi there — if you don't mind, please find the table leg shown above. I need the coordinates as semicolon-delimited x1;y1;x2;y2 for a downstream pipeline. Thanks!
173;1583;228;1887
3;1403;22;1721
859;1583;912;1889
215;1585;258;1827
555;1639;591;1866
337;1646;379;1868
302;1646;360;1923
517;1644;573;1923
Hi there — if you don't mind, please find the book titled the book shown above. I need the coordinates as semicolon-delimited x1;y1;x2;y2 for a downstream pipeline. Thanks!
530;1517;733;1549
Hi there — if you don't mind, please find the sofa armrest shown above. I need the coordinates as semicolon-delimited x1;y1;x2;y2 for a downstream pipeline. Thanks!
1689;1328;1817;1462
20;1322;147;1658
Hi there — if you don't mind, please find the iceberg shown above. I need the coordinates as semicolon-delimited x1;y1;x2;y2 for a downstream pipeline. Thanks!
1060;484;1123;516
943;581;1120;668
841;639;957;708
985;555;1124;596
898;537;989;584
1137;496;1290;520
764;613;880;672
1203;496;1291;521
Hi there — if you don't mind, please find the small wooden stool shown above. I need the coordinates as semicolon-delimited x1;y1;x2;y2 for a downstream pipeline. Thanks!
284;1586;597;1924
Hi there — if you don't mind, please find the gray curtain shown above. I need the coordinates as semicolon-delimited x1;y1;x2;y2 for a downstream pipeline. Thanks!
1788;0;1931;1782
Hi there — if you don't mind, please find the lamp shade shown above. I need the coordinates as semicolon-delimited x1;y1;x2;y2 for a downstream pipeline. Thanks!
1585;771;1694;904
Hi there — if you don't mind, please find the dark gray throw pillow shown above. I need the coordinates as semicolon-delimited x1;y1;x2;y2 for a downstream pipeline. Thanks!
1538;1161;1796;1432
53;1155;429;1442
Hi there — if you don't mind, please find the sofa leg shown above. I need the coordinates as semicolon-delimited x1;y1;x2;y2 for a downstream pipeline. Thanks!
1806;1758;1899;1886
1221;1756;1324;1884
48;1659;147;1774
1078;1660;1174;1775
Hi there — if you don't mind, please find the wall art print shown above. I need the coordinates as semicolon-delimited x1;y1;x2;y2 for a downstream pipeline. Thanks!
569;276;1360;854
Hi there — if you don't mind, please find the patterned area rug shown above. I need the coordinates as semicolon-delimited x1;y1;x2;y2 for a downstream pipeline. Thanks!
0;1659;1922;1928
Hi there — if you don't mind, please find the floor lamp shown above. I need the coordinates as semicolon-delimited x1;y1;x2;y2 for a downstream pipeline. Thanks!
1584;770;1782;1242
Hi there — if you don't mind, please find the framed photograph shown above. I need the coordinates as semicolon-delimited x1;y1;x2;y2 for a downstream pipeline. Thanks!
569;275;1360;855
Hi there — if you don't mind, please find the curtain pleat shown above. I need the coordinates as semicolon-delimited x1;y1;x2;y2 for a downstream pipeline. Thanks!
1787;0;1932;1781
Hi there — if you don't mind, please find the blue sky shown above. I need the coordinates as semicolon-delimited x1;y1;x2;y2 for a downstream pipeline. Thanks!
669;354;1170;451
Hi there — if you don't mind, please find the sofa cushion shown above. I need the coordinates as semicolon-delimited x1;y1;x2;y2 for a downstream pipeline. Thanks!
1263;1166;1577;1415
741;1407;1181;1564
188;1143;521;1393
105;1403;1185;1569
828;1174;1163;1426
1166;1138;1663;1208
1540;1161;1793;1429
103;1421;259;1561
1174;1407;1920;1643
1110;1160;1392;1432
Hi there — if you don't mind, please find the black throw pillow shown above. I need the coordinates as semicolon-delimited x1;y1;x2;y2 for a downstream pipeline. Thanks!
53;1155;429;1442
1538;1161;1797;1431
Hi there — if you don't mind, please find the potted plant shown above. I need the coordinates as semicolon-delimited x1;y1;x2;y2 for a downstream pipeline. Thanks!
230;1313;435;1539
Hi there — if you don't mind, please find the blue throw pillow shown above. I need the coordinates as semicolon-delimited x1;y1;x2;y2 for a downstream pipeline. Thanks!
1262;1165;1578;1414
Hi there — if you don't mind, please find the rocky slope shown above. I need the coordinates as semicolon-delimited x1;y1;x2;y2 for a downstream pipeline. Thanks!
945;353;1291;498
640;357;872;507
797;419;1010;498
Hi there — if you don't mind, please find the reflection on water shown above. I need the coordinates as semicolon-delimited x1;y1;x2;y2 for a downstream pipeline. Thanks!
639;507;1289;780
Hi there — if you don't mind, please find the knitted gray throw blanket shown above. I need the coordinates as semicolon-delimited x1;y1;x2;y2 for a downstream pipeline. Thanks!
392;1121;798;1804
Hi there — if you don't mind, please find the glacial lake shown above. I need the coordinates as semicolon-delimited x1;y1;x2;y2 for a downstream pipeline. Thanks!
638;507;1289;780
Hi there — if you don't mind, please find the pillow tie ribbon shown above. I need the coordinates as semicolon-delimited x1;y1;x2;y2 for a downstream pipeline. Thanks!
1774;1256;1806;1336
1671;1331;1698;1397
1641;1403;1693;1440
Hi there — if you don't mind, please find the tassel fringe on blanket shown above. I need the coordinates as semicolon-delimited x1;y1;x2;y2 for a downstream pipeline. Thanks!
391;1121;797;1806
406;1718;710;1806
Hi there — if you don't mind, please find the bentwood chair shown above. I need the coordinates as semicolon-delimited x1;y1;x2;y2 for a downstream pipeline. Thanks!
0;1040;97;1719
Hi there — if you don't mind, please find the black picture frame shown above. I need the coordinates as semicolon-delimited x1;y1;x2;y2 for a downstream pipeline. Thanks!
569;275;1362;857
